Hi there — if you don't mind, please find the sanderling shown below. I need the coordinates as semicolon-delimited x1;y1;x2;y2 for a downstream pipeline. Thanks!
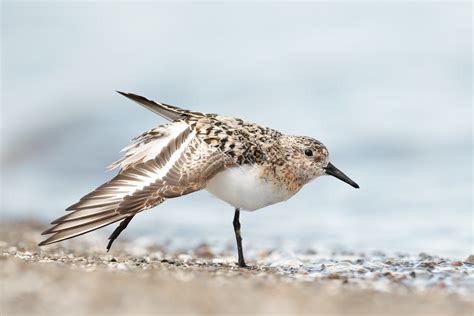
39;92;359;267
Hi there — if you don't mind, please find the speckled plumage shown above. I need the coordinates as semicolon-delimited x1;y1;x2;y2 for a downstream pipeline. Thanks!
40;92;359;261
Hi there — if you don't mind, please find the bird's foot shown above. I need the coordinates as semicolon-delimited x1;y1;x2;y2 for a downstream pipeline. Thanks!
237;260;255;269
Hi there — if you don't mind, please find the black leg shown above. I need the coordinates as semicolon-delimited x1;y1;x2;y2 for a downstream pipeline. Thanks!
233;208;247;268
106;215;134;252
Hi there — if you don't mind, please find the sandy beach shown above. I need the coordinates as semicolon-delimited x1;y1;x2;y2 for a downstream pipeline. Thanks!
0;221;472;315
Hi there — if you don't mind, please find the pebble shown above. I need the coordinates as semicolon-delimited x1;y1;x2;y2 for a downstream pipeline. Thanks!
256;250;271;258
465;255;474;264
116;263;128;271
194;245;214;258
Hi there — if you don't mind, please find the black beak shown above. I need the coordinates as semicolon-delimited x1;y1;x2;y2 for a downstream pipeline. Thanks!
324;162;359;189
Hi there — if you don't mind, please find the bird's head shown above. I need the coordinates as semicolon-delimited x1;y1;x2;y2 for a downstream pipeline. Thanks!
281;136;359;189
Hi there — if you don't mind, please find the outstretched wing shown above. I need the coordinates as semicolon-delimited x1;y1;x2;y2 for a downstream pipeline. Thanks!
39;122;234;246
116;134;234;214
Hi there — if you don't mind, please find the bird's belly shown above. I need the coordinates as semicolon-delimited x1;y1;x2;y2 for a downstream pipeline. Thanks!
206;165;296;211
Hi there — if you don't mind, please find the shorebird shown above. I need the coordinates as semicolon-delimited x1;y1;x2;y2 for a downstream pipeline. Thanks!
39;92;359;267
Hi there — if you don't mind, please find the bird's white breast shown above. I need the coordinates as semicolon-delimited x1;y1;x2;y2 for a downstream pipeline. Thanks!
206;165;297;211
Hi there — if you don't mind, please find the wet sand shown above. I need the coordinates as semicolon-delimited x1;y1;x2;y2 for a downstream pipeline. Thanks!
1;221;473;315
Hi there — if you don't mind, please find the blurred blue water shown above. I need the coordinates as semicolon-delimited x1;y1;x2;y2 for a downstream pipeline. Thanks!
1;3;472;258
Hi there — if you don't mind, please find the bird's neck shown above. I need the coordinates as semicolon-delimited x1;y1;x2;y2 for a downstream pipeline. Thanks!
261;163;305;192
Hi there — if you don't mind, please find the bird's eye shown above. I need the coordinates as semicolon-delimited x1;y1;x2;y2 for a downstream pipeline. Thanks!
304;149;313;157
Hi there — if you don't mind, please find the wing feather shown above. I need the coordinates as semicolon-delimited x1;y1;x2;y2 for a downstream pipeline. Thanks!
39;123;194;245
39;120;234;246
39;213;128;245
108;121;190;170
115;137;234;214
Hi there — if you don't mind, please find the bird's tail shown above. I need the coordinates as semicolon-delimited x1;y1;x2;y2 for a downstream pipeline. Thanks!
116;91;206;122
